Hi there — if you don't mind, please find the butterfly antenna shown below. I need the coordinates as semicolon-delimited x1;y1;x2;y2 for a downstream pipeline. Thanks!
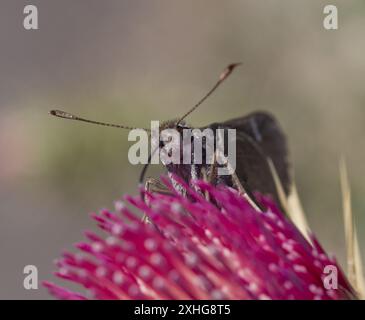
176;63;242;125
49;109;150;132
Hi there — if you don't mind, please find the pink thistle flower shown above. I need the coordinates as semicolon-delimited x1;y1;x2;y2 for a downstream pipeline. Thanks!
44;176;355;300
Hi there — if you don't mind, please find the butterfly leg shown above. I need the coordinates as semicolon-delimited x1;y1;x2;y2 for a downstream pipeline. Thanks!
214;143;263;212
142;177;172;223
231;172;264;212
200;151;218;201
200;167;211;201
207;150;218;183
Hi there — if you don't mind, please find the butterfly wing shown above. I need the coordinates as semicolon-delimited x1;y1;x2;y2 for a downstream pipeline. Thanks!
207;111;291;205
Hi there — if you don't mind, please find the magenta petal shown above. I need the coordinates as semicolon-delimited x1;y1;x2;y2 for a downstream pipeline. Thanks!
44;178;355;300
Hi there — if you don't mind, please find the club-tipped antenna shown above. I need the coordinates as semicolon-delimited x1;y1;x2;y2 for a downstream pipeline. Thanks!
176;63;242;126
49;109;150;132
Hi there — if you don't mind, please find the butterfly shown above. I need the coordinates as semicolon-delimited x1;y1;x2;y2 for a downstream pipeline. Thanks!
50;64;290;211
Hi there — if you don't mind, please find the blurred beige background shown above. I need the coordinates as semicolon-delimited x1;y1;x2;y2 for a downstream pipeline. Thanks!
0;0;364;299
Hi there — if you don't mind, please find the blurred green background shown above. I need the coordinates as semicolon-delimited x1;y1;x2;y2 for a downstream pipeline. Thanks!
0;0;364;299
